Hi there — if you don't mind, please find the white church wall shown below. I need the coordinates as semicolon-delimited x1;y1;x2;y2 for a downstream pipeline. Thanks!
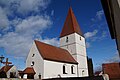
77;55;88;77
75;33;88;76
78;68;89;77
75;33;87;56
74;33;86;47
44;60;78;79
26;42;44;79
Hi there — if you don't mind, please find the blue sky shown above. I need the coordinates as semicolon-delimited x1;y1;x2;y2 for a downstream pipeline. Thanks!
0;0;119;71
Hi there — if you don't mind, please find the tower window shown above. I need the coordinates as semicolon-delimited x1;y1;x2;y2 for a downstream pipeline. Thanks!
66;37;68;42
63;65;67;74
31;61;34;66
71;65;75;74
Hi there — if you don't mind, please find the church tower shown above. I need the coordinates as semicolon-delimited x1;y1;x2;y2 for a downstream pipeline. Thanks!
60;7;88;77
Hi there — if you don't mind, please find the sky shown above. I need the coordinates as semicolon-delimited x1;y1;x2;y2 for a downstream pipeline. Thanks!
0;0;119;71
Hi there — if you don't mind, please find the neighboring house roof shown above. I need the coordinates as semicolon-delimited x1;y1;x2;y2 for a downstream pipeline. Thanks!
23;67;36;74
60;7;83;38
102;62;120;79
0;65;13;73
35;40;78;64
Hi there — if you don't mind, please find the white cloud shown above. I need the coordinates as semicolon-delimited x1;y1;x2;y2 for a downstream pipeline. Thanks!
0;0;51;16
91;10;104;22
0;0;53;58
15;15;52;36
51;10;54;16
0;15;52;57
84;30;98;39
96;10;104;20
0;7;9;29
40;38;59;47
17;0;51;15
86;42;91;48
0;32;32;57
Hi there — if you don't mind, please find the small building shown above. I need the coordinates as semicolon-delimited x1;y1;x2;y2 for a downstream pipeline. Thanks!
102;62;120;80
0;65;18;78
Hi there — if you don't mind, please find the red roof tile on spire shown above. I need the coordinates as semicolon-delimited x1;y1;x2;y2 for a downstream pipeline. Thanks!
35;40;78;64
60;7;83;38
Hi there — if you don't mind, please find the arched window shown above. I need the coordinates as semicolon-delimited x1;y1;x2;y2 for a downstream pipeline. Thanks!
71;65;75;74
63;65;67;74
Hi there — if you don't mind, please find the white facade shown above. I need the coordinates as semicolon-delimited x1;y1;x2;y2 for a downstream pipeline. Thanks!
60;33;88;77
44;60;78;79
26;42;78;79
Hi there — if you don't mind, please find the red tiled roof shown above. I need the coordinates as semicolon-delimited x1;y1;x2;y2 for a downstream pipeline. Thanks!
35;40;78;64
23;67;36;74
60;7;83;38
0;65;13;73
102;63;120;79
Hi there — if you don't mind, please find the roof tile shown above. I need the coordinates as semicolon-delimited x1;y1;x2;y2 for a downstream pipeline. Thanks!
35;40;78;64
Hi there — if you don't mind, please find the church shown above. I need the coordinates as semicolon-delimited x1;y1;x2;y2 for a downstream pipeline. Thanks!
25;7;89;79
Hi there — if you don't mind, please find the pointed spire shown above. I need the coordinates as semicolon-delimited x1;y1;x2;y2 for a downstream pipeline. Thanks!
60;7;83;38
